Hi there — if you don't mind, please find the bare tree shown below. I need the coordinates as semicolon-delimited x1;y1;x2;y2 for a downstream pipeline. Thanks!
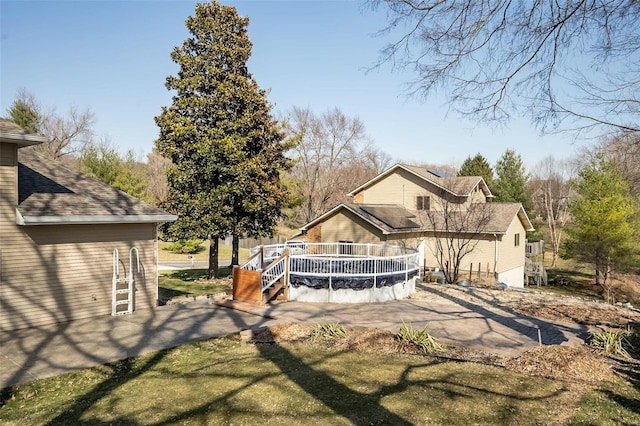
601;133;640;198
370;0;640;137
145;150;171;205
36;106;95;159
9;90;96;159
418;182;492;283
530;156;573;267
286;107;391;225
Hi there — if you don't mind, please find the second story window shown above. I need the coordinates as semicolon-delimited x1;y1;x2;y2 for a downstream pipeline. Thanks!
417;196;430;210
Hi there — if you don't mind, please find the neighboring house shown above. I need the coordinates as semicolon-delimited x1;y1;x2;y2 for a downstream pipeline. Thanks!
0;120;176;331
299;164;533;287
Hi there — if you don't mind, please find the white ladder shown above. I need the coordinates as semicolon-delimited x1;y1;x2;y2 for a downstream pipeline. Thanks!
112;247;140;316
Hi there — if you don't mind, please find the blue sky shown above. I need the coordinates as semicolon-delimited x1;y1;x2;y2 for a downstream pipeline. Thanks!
1;0;585;169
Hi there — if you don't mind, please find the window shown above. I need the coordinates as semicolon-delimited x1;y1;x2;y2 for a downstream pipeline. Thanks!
417;196;430;210
514;233;520;247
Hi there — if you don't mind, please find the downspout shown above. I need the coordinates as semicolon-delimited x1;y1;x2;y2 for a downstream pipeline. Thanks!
493;233;498;281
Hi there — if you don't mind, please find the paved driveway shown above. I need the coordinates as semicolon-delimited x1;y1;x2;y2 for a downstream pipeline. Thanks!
0;287;589;389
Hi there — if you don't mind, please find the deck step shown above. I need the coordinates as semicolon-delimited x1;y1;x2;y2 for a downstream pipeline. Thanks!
263;281;285;303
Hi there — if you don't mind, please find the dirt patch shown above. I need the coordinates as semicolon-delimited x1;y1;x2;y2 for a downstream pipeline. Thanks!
505;345;618;384
248;323;629;386
512;301;636;327
342;328;398;354
195;276;233;288
247;323;313;344
412;282;640;327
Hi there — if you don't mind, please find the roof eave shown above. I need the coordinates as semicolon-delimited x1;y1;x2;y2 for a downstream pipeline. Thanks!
0;132;46;147
300;204;392;235
16;211;178;226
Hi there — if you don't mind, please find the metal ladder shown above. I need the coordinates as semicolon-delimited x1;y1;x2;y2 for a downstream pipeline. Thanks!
112;247;139;316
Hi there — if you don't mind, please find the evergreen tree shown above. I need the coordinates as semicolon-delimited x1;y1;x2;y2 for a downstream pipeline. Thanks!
458;153;494;190
564;153;638;300
493;149;532;212
6;97;40;134
79;144;149;202
155;1;292;277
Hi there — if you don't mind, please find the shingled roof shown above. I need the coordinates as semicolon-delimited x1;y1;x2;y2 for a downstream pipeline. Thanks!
302;202;532;235
347;163;493;198
0;118;46;147
17;149;176;225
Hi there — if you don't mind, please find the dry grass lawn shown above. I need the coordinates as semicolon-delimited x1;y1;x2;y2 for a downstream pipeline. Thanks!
1;325;639;425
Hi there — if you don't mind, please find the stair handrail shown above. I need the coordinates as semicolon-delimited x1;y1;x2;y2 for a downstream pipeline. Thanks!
239;246;263;271
261;250;288;293
130;247;140;275
113;248;120;280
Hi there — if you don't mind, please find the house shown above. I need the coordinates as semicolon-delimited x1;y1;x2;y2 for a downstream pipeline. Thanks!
298;164;533;287
0;119;176;331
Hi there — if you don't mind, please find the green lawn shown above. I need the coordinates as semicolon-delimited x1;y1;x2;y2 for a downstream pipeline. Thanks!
1;336;638;425
158;268;231;301
158;240;249;263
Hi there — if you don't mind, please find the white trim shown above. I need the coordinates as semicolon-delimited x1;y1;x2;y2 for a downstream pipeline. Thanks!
300;204;392;235
517;205;535;231
347;163;493;198
300;203;511;237
17;213;177;226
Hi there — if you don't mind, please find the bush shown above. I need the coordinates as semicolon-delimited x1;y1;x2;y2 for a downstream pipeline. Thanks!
587;329;634;358
167;239;202;254
311;321;347;340
396;321;443;353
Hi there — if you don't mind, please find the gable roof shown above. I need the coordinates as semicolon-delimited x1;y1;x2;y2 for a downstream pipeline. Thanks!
414;203;534;234
16;149;177;225
301;203;420;234
347;163;493;198
301;202;533;236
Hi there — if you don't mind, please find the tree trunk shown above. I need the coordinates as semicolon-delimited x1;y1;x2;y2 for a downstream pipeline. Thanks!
232;234;240;266
208;236;219;279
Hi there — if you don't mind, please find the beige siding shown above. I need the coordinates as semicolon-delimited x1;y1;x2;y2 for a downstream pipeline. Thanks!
464;185;487;206
409;233;496;274
320;211;383;243
362;168;466;211
0;222;157;331
1;143;158;331
361;169;431;208
497;216;527;272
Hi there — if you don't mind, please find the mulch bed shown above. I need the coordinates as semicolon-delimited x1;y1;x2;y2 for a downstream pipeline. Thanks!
244;323;627;385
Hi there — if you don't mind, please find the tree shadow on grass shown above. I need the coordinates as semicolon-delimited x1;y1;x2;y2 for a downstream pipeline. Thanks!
604;389;640;417
256;343;413;425
253;342;570;425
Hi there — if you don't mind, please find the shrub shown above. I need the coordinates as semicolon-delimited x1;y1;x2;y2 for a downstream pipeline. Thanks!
587;329;634;358
311;321;347;340
167;239;202;254
396;321;443;353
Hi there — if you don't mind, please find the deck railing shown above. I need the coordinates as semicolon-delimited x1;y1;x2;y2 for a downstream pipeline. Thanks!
239;247;263;271
251;242;419;282
252;242;419;266
261;252;288;292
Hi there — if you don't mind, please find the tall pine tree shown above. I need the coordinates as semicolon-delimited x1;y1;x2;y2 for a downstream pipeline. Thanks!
493;149;532;213
155;1;292;278
564;153;638;298
458;153;494;191
6;96;40;134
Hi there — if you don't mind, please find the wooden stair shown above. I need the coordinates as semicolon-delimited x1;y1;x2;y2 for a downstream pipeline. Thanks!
263;281;286;304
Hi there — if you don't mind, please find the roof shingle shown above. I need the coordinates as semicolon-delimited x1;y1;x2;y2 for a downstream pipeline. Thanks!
17;149;175;223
